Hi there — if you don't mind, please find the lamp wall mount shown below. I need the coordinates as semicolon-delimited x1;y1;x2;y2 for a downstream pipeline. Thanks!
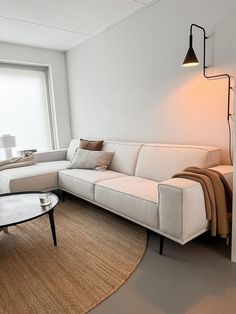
183;23;233;122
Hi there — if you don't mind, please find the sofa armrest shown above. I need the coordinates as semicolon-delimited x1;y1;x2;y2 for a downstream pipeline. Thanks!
210;165;233;191
35;149;68;163
158;178;208;244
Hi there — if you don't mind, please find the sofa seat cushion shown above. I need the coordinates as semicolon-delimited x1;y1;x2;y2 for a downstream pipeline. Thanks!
0;161;69;193
58;169;126;201
95;176;159;229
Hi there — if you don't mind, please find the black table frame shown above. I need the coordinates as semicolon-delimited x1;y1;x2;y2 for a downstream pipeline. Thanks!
0;191;58;246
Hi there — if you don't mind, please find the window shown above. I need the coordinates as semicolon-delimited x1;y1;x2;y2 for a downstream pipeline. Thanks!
0;65;54;158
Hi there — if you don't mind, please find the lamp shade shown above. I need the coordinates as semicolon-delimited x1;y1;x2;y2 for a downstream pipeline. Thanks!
0;134;16;148
182;47;199;66
182;34;199;67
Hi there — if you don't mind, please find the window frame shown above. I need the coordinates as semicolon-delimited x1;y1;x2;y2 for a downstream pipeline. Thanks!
0;61;58;150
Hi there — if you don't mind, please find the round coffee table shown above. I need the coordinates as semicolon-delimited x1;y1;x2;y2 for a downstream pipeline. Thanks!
0;192;59;246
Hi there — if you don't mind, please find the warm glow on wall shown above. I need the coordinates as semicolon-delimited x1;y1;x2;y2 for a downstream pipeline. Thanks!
182;23;233;164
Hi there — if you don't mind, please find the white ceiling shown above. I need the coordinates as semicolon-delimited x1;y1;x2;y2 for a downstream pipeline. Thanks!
0;0;157;51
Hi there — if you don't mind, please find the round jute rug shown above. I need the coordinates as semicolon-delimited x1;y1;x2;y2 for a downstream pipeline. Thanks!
0;195;147;314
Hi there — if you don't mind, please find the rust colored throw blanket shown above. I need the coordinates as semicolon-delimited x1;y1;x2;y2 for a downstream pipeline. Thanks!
173;167;232;238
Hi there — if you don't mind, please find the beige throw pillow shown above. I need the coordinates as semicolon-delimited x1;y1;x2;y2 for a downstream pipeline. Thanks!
67;149;114;171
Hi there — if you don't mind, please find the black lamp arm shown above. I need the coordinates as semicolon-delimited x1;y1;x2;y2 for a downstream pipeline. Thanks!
190;23;232;121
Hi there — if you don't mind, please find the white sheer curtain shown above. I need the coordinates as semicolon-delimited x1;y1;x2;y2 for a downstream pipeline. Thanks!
0;66;52;159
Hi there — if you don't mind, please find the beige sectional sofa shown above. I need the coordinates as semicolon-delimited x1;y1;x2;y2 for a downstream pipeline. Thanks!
0;140;233;251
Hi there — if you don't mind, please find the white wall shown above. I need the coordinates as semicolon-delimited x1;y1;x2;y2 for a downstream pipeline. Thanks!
66;0;236;163
0;42;71;149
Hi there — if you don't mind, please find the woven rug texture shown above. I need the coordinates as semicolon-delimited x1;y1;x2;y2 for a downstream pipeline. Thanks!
0;196;147;314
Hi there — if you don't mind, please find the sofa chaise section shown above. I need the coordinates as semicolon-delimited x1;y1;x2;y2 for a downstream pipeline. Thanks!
0;149;69;193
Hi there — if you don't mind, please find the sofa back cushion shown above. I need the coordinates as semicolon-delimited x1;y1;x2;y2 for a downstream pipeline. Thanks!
135;144;221;182
102;141;142;176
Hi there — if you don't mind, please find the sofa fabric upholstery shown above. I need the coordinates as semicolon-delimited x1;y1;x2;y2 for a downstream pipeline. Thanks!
95;176;159;229
36;149;68;163
135;144;221;182
102;141;142;176
59;169;126;201
0;140;231;246
210;165;233;190
0;161;69;193
158;177;209;243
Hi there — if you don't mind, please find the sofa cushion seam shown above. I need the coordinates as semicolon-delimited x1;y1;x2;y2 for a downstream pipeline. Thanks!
95;184;158;204
59;171;126;185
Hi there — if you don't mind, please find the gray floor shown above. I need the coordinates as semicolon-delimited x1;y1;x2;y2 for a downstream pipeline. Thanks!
91;230;236;314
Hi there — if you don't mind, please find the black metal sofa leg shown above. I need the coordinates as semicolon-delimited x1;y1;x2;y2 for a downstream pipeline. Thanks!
159;235;165;255
61;190;65;202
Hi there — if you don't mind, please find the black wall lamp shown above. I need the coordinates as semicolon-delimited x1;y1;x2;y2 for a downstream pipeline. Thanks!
182;23;233;163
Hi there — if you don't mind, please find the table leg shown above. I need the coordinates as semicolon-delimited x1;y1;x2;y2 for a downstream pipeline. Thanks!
48;210;57;246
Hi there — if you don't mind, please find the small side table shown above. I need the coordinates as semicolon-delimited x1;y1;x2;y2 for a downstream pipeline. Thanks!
0;192;59;246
